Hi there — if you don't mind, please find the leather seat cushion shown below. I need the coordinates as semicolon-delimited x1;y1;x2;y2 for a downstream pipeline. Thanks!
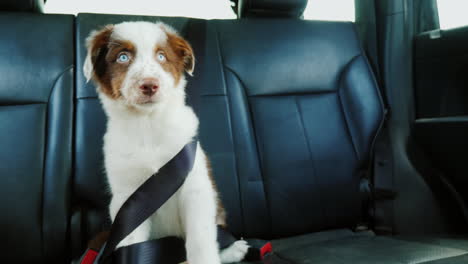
237;230;468;264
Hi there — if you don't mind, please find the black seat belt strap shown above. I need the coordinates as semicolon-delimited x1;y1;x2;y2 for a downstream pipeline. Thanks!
371;116;397;235
99;140;197;263
356;0;397;235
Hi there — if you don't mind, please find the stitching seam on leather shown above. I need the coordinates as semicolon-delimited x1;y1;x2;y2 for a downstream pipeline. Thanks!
215;25;248;236
224;66;273;237
337;55;361;161
42;64;73;260
47;65;74;103
294;95;327;227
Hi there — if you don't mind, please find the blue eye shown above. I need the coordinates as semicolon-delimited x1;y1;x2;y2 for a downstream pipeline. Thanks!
117;53;130;63
157;52;166;62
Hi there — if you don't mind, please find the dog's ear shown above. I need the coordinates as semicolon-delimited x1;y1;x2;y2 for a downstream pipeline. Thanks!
167;32;195;76
83;25;114;82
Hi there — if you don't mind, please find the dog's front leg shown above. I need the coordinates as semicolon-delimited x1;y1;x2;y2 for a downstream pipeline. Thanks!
181;185;220;264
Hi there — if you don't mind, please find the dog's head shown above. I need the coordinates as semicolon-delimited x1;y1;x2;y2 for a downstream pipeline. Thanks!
84;21;194;111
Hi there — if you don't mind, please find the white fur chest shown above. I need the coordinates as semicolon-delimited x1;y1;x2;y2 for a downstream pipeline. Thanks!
102;98;198;238
102;99;197;189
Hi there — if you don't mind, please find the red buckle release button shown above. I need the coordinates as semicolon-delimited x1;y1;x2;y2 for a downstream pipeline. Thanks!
260;242;273;259
81;249;99;264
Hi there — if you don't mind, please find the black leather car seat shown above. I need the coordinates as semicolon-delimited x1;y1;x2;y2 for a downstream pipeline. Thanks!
0;0;73;263
72;5;468;262
208;12;384;240
203;0;468;263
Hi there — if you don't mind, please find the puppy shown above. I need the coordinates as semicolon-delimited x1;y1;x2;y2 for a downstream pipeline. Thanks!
83;21;248;264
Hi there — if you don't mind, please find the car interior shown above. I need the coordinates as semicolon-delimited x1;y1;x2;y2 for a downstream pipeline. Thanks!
2;0;468;263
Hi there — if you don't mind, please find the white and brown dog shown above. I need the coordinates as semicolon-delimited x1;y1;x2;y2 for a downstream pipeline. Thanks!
83;21;248;264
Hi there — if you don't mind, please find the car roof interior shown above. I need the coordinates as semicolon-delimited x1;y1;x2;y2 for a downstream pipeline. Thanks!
2;0;468;263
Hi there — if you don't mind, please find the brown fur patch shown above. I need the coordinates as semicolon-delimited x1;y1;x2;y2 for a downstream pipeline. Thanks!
89;25;136;99
206;158;227;228
157;31;194;84
88;25;115;98
104;40;136;98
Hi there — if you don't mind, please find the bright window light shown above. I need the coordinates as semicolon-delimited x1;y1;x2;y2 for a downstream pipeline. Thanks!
437;0;468;29
45;0;355;21
44;0;236;19
303;0;355;22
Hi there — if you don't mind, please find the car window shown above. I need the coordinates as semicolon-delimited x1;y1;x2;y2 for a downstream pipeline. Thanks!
46;0;355;21
44;0;236;19
303;0;355;22
437;0;468;29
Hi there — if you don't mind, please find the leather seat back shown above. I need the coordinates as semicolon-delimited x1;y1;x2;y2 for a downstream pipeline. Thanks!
199;0;385;238
0;1;73;262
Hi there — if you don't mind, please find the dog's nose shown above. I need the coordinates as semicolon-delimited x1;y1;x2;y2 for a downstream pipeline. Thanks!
139;78;159;96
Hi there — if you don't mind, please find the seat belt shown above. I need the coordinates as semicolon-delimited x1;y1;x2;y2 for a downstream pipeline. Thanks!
357;111;397;235
371;116;397;235
355;0;397;235
99;140;197;263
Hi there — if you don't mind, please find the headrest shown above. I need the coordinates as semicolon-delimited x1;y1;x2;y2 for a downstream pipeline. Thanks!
0;0;45;13
237;0;307;18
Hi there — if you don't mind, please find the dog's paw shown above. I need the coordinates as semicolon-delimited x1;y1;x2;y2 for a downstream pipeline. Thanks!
220;240;250;263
